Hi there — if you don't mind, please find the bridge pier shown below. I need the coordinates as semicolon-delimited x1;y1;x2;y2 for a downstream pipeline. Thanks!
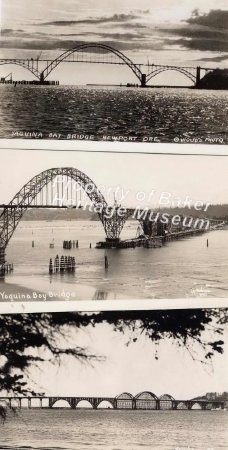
105;238;120;248
40;72;44;84
0;246;6;276
141;73;146;88
195;66;201;87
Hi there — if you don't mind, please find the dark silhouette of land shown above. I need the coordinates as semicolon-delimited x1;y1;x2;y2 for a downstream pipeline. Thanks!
196;69;228;90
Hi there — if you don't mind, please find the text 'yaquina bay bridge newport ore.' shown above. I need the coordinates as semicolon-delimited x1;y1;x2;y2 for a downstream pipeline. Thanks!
0;392;226;411
0;167;225;275
1;43;227;89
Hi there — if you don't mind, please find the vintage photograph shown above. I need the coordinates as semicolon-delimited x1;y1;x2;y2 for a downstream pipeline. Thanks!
0;148;228;301
0;308;227;449
0;0;228;143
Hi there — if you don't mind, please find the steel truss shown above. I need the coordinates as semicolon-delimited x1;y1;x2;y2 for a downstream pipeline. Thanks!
146;65;197;83
0;167;109;250
40;43;143;82
0;59;41;79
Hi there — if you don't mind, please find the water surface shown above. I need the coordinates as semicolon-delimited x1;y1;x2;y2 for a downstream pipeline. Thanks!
2;221;228;300
0;86;227;143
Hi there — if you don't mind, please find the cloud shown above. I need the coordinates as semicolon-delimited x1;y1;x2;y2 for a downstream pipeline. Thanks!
196;55;228;63
173;38;228;53
2;8;228;58
40;13;140;26
0;37;165;53
159;9;228;53
187;9;228;30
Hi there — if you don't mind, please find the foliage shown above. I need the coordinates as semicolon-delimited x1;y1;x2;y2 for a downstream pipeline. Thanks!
0;309;227;400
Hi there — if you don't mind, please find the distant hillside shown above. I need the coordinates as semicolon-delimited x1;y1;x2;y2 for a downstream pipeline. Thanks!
156;204;228;220
0;204;228;221
192;392;228;402
0;207;97;221
196;69;228;90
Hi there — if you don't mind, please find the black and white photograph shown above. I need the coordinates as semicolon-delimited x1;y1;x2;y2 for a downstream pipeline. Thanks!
0;308;227;449
0;148;228;301
0;0;228;144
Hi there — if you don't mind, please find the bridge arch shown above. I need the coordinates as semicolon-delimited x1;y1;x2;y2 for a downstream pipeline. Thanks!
191;402;203;410
0;60;40;79
41;43;143;83
97;400;114;409
116;392;133;409
159;394;175;410
146;67;196;84
135;391;158;410
51;399;72;408
0;167;109;252
176;401;188;410
76;399;93;408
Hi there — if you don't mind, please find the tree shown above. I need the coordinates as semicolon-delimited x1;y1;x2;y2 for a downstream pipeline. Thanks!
0;308;227;415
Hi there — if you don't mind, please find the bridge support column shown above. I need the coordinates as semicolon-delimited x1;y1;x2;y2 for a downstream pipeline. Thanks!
92;399;98;410
196;66;201;88
40;72;45;84
141;73;146;88
70;398;76;409
105;238;120;247
0;247;6;276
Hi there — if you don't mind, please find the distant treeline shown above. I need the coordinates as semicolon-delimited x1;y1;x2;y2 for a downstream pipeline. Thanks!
193;392;228;401
0;204;228;221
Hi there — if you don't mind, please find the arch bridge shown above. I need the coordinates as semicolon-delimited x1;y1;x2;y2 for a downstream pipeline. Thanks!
0;166;224;267
0;392;225;411
0;43;214;87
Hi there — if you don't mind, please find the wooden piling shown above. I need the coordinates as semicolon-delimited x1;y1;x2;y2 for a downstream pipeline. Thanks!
60;256;65;273
49;258;53;274
105;255;108;269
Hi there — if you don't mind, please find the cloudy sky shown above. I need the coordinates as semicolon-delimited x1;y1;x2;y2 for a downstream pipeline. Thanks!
0;1;228;84
28;311;228;400
1;149;228;207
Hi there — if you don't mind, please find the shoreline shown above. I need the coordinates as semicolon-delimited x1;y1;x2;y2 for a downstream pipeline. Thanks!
0;278;130;302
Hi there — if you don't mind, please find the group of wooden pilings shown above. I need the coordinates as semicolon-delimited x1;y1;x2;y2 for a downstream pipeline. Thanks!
49;255;76;274
63;240;79;249
0;263;14;276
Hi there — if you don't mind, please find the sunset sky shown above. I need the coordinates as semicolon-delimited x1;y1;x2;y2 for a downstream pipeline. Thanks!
0;1;228;84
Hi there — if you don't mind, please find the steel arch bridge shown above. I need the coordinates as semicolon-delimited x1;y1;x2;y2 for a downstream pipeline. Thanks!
0;43;208;87
0;58;41;79
0;166;112;250
0;392;225;411
0;166;156;263
39;43;143;84
146;66;197;84
0;166;224;266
